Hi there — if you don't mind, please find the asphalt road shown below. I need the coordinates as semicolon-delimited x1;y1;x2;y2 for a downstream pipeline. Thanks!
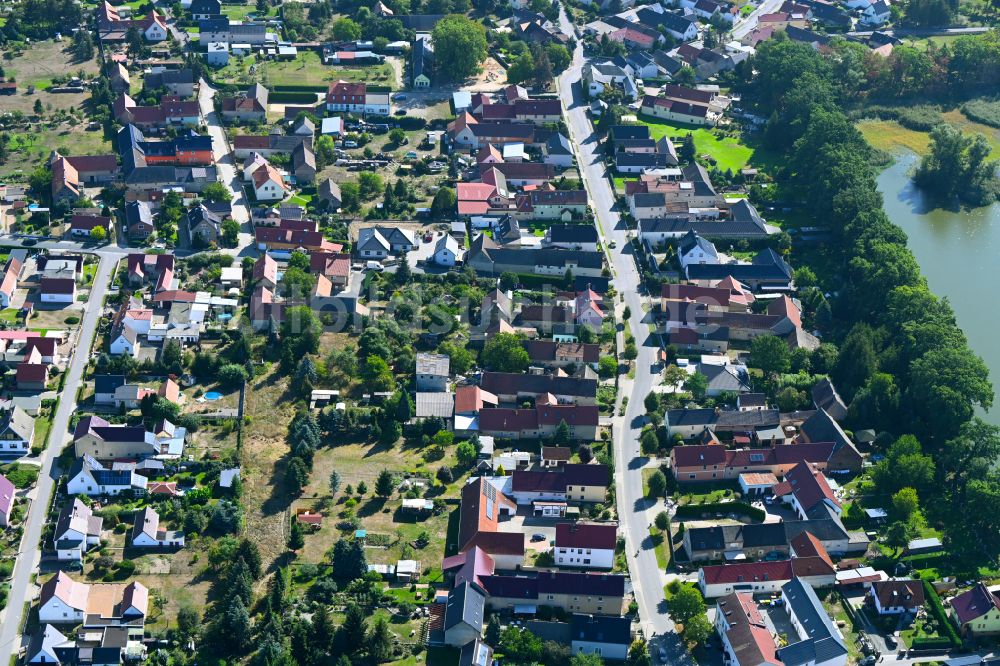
197;79;256;259
730;0;786;41
0;252;118;666
555;8;693;663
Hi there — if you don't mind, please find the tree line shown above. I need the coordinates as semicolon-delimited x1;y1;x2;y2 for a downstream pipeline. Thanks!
736;35;1000;568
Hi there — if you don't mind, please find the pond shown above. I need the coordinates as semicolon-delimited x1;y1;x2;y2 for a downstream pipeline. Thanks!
877;152;1000;425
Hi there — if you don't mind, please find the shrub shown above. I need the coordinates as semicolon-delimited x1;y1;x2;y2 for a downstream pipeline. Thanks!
860;104;943;131
64;315;80;325
961;98;1000;128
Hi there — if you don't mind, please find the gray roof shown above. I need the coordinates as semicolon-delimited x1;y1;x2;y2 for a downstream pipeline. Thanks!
610;125;650;141
686;249;793;283
679;230;717;258
777;578;848;666
639;215;772;239
570;613;631;646
546;132;573;156
729;199;767;231
811;378;847;420
701;364;751;393
1;406;34;440
125;200;152;226
319;179;341;203
416;352;450;377
799;408;852;450
415;392;454;418
666;407;716;427
444;581;486;633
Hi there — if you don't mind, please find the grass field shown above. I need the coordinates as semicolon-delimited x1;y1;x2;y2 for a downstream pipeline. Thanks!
0;124;112;180
637;114;755;172
858;111;1000;158
216;51;395;89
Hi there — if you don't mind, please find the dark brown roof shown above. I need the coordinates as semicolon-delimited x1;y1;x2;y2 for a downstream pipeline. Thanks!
871;580;924;610
564;463;609;487
512;470;566;493
555;522;617;550
541;446;571;461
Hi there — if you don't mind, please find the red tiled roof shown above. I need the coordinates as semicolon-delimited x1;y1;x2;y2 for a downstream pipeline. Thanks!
454;385;498;414
789;531;832;567
64;155;118;172
701;558;834;585
462;530;525;556
784;461;840;512
672;443;728;468
233;135;271;150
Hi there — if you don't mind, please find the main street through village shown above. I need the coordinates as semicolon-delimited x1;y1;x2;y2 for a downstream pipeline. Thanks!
0;249;119;666
555;8;690;663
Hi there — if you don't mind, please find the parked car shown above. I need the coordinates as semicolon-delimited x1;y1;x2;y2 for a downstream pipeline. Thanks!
344;140;358;148
366;261;384;271
530;533;546;542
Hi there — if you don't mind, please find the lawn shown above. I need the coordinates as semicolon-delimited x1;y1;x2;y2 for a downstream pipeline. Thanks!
649;525;670;569
217;50;396;89
221;2;271;20
636;114;755;172
672;480;741;505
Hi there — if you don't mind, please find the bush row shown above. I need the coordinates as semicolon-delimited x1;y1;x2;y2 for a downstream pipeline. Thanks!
859;104;943;132
960;98;1000;128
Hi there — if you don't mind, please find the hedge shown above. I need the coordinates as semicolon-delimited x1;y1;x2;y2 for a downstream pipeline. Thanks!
272;84;330;93
910;636;954;650
922;579;962;648
269;91;320;104
902;551;948;567
674;502;765;522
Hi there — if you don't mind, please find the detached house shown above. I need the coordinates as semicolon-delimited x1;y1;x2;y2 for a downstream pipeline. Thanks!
416;353;450;392
325;81;390;116
355;226;417;259
950;582;1000;637
131;506;185;548
40;278;76;304
868;579;924;616
221;83;269;122
67;455;148;496
0;474;13;527
54;498;103;562
0;406;35;455
38;571;148;627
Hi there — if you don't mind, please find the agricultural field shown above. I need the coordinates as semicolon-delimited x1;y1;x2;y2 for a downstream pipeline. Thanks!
637;114;756;172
